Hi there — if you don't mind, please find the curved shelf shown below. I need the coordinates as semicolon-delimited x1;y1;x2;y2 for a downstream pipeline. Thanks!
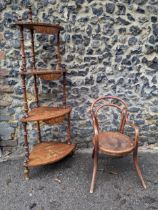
20;106;72;123
15;22;63;34
28;142;76;167
20;69;65;80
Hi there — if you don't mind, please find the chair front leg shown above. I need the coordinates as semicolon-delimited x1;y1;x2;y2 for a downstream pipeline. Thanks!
127;121;146;189
90;145;98;193
133;147;146;189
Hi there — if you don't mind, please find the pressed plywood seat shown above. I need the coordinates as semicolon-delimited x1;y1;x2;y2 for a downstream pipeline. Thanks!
89;96;146;193
96;132;134;156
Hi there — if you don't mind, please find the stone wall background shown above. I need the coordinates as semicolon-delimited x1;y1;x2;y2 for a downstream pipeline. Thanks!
0;0;158;154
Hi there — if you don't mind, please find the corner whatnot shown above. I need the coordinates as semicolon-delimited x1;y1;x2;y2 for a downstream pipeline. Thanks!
15;5;76;179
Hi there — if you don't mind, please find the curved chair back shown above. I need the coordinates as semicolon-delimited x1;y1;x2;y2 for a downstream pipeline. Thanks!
90;96;128;133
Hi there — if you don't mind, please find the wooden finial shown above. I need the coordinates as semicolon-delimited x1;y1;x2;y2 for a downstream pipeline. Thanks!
18;16;22;22
28;5;33;22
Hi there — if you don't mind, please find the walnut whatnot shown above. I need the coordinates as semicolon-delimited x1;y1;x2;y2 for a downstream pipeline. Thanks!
15;5;75;179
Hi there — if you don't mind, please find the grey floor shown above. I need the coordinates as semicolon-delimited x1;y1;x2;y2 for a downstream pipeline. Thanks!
0;150;158;210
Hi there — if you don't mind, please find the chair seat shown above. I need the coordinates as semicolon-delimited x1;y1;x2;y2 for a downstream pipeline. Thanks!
95;131;134;156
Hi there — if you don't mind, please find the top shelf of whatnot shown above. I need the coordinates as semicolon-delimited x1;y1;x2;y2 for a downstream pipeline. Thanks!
15;22;63;34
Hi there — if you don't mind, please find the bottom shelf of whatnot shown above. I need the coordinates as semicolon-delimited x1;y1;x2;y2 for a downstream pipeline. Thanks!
27;142;76;167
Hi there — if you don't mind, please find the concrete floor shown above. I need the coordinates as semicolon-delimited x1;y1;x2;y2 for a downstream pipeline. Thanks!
0;150;158;210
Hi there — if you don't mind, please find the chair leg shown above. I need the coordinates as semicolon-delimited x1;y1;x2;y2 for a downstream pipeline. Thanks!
133;150;146;189
90;149;98;193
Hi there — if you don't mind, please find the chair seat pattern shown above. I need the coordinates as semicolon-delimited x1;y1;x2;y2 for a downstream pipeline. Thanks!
95;131;134;156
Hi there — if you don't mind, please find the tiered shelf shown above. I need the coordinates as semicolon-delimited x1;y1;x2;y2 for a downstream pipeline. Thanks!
28;142;76;167
20;106;72;123
20;69;65;80
15;6;75;179
15;22;63;34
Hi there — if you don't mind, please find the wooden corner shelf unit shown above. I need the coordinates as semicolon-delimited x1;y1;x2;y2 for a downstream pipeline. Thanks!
15;6;75;179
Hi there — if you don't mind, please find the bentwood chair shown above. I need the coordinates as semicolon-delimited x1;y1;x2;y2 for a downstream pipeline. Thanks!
89;96;146;193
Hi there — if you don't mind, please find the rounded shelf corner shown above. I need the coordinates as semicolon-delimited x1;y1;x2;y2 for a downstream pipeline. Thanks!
28;142;76;167
20;106;72;123
20;69;65;81
15;22;63;34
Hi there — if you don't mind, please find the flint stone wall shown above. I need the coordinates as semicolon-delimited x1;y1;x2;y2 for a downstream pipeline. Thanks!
0;0;158;153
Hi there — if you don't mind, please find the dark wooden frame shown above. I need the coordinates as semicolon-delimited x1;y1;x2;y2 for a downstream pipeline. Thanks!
15;6;75;179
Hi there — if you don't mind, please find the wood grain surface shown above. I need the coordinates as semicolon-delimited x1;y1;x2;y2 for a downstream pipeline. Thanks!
28;142;76;167
20;106;72;122
20;69;64;80
15;22;63;34
95;131;134;156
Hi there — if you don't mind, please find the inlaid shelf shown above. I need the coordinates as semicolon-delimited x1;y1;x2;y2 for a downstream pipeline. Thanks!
28;142;76;167
15;5;75;179
20;106;71;124
15;22;63;34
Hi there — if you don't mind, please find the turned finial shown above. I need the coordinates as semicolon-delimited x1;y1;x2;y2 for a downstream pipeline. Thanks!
28;5;33;22
18;16;22;22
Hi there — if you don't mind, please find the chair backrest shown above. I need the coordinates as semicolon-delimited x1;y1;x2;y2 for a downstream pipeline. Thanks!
90;96;128;133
